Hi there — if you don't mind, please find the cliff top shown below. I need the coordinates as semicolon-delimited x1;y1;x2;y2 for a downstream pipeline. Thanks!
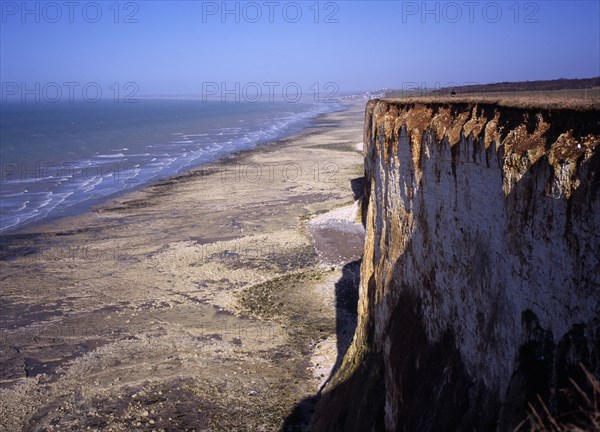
366;98;600;199
379;95;600;111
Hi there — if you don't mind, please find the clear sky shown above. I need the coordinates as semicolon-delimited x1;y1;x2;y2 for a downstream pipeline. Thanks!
1;0;599;96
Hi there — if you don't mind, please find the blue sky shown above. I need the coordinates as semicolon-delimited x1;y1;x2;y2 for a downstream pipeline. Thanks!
1;1;599;96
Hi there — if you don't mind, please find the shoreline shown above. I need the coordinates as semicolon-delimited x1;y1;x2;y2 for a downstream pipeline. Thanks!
0;99;366;431
1;102;345;237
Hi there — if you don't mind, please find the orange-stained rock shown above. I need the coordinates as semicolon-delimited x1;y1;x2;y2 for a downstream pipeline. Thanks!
311;100;600;432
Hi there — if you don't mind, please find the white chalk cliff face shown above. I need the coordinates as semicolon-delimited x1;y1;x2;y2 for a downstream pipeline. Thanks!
311;100;600;431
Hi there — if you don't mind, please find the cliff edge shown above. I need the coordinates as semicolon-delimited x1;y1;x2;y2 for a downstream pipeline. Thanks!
310;100;600;431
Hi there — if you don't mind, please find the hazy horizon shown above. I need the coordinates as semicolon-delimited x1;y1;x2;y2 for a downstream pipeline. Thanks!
1;1;599;101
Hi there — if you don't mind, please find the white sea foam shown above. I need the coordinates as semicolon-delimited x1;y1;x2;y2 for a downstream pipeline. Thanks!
16;200;29;212
80;176;103;193
96;153;126;158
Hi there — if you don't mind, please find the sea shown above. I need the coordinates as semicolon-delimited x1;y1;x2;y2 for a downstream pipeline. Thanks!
0;99;341;233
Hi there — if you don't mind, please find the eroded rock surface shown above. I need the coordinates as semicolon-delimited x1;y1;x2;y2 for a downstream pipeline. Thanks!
311;100;600;431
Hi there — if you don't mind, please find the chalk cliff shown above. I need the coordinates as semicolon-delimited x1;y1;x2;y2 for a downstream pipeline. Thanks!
310;100;600;431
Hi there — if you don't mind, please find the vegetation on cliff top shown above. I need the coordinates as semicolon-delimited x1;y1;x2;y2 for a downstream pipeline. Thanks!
384;77;600;110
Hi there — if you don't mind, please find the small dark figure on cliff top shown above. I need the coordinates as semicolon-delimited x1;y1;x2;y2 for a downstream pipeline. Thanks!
451;89;456;97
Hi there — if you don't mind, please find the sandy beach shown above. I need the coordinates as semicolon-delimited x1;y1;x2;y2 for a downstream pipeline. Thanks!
0;100;366;431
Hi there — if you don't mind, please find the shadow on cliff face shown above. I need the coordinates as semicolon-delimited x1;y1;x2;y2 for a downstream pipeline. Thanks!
331;260;361;374
350;177;364;201
298;134;600;431
304;248;599;432
280;260;362;432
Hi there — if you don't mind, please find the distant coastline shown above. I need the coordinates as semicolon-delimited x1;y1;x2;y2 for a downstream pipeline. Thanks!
0;99;345;234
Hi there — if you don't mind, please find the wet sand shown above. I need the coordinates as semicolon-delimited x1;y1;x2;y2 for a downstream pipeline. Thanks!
0;100;366;431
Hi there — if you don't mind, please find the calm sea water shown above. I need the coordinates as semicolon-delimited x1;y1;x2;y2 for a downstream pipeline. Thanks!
0;99;339;233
